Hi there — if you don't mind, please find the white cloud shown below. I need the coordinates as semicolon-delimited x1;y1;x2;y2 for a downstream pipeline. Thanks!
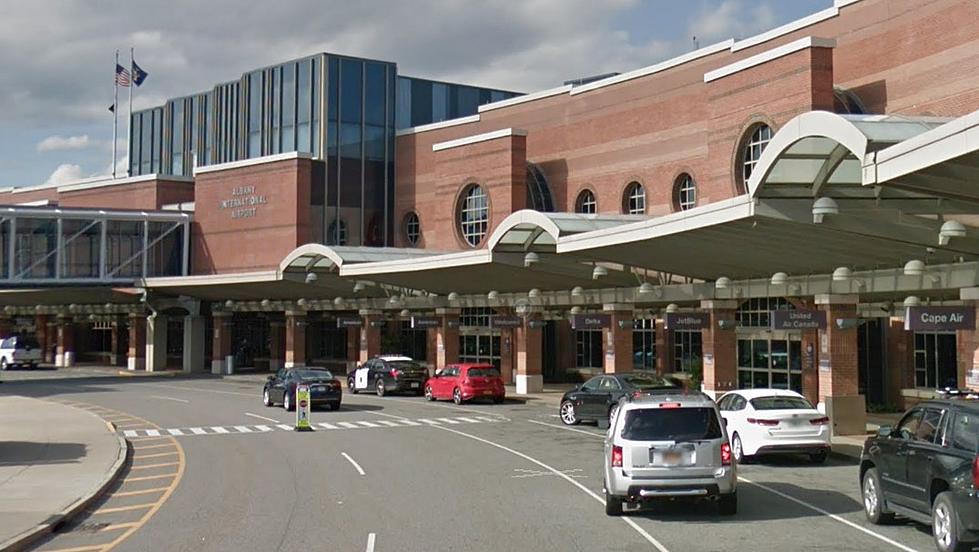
36;134;91;152
689;0;778;43
43;163;84;186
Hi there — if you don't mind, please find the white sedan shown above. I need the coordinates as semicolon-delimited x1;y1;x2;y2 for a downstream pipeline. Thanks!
716;389;831;464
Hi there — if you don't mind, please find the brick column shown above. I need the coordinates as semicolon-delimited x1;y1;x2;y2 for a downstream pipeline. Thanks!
182;314;206;373
359;310;383;364
887;318;914;403
0;316;12;337
701;300;738;397
285;310;306;368
35;315;52;364
957;289;979;393
269;320;284;372
816;294;866;436
45;319;57;363
425;327;438;374
654;318;668;375
346;326;360;373
211;312;232;374
109;316;125;366
435;308;459;370
603;304;633;374
127;313;146;371
55;315;75;367
515;318;543;394
801;329;820;406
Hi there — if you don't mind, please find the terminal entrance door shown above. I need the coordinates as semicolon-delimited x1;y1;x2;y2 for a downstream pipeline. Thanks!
914;332;957;389
459;332;500;370
737;332;803;393
541;321;558;382
857;319;885;406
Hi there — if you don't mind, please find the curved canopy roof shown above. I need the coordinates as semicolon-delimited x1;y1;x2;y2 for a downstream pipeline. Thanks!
486;210;642;252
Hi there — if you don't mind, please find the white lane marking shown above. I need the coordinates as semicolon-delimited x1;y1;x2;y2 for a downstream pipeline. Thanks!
277;424;293;431
145;429;161;437
211;427;230;434
455;417;479;423
245;412;281;423
527;419;606;438
418;418;441;425
167;428;185;436
341;452;366;476
123;430;138;438
150;395;190;403
254;425;272;432
354;392;509;418
436;417;461;424
189;427;207;435
234;426;253;433
365;532;376;552
317;422;338;430
356;421;381;428
337;422;360;429
142;382;254;398
475;416;502;423
429;424;669;552
740;477;921;552
377;420;402;427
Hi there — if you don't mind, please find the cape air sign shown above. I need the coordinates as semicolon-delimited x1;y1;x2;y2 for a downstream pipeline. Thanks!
904;306;975;331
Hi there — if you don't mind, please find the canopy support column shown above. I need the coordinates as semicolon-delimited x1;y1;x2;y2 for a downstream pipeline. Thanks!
285;310;306;369
700;300;738;398
515;317;543;394
359;310;382;365
211;312;232;374
55;315;75;368
603;304;633;375
128;313;145;371
435;308;460;371
816;294;866;436
145;313;167;372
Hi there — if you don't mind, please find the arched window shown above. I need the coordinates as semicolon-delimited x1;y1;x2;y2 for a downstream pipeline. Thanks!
575;189;596;214
740;123;773;190
327;219;347;246
674;173;697;211
526;163;554;212
403;212;420;246
458;184;488;247
623;181;645;215
833;86;866;115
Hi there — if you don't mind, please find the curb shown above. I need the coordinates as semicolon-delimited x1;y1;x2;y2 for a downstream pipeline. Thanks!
116;370;179;378
0;414;131;552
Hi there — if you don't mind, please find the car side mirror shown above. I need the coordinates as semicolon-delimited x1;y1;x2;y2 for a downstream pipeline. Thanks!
721;418;727;427
267;375;275;382
877;425;892;438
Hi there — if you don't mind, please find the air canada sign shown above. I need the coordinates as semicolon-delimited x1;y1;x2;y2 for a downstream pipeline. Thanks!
219;185;268;219
771;310;826;330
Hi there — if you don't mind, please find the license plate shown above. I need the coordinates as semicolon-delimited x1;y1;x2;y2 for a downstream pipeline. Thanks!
662;451;683;465
313;385;325;392
483;390;493;395
410;382;420;388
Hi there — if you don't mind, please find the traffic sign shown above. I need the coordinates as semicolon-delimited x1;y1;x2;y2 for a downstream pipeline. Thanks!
295;384;313;432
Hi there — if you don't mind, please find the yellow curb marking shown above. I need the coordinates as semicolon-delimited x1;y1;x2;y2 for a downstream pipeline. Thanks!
93;503;156;515
130;462;179;471
112;487;169;498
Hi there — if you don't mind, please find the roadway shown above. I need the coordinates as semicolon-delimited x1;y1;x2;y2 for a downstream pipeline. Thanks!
2;371;940;552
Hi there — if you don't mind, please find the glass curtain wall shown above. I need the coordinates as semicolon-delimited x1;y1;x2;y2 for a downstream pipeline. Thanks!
395;76;520;129
130;106;164;176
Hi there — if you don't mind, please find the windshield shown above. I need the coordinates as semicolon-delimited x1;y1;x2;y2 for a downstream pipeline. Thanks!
468;368;500;377
750;396;813;410
17;336;40;348
622;375;677;389
621;407;722;442
295;370;333;380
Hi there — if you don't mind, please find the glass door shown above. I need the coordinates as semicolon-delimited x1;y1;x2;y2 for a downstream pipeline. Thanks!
914;332;957;389
459;332;500;369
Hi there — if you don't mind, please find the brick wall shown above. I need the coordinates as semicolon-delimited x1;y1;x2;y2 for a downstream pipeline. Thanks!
59;179;194;210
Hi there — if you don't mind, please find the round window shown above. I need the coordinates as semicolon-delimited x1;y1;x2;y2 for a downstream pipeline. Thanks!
403;212;420;246
674;173;696;211
739;123;773;190
458;184;488;247
575;189;596;214
623;182;645;215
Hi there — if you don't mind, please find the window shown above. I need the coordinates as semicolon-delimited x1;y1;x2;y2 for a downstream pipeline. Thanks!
673;330;702;373
526;163;554;212
403;212;420;246
951;411;978;453
458;184;488;247
914;332;958;389
674;173;696;211
599;377;621;391
736;297;793;328
459;334;500;369
460;307;494;327
576;330;603;368
633;318;655;370
895;409;923;440
581;376;602;391
738;337;802;393
575;189;596;214
623;181;645;215
914;408;944;444
621;408;722;441
327;219;347;246
741;124;772;189
749;396;814;410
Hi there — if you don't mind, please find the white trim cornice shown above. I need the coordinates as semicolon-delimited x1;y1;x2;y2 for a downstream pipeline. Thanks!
194;151;312;175
396;115;480;137
432;128;528;152
704;37;837;83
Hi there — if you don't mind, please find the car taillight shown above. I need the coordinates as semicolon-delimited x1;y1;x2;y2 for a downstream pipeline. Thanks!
390;369;400;377
973;456;978;489
747;418;780;426
611;445;623;467
810;416;830;425
659;402;682;408
721;443;732;466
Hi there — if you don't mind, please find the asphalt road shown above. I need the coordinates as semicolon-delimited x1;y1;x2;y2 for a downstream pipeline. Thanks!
2;370;945;552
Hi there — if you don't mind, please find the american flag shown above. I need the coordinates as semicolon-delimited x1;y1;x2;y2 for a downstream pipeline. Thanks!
115;63;130;87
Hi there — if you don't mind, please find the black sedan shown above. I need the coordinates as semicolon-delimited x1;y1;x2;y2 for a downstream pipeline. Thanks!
559;374;678;425
263;368;342;411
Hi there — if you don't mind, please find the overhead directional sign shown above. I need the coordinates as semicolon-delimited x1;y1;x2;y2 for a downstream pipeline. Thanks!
904;306;975;331
571;314;610;330
664;312;708;330
771;309;826;330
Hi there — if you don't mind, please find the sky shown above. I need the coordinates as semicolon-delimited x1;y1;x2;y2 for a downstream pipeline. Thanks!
0;0;831;189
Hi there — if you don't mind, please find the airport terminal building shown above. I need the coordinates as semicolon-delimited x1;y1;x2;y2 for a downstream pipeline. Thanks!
2;0;979;434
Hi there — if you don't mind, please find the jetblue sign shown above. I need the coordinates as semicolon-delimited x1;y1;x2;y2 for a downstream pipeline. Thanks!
664;312;708;330
904;306;975;331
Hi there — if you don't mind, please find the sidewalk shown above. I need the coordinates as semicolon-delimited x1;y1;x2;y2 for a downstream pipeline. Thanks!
0;396;127;552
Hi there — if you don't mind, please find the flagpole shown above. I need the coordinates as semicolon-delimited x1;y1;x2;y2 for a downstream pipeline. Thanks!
112;50;119;179
127;47;134;177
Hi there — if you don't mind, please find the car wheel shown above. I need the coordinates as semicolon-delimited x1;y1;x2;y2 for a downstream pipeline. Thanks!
348;377;358;394
809;449;829;464
283;391;294;412
559;400;580;426
263;389;273;407
604;484;624;517
452;387;463;405
424;385;435;401
493;396;504;405
376;379;386;397
862;467;894;524
0;358;7;371
933;491;968;552
717;492;738;516
731;433;749;464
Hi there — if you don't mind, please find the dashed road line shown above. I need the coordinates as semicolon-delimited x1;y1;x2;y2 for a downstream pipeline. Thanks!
341;452;367;476
245;412;281;423
527;419;606;438
366;532;376;552
149;395;189;403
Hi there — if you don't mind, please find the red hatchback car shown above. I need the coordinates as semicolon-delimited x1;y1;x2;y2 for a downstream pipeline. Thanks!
424;364;505;404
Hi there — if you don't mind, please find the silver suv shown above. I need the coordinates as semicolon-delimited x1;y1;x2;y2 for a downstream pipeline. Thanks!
603;390;737;516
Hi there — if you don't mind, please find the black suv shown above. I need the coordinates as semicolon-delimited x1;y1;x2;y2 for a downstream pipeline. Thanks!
860;397;979;552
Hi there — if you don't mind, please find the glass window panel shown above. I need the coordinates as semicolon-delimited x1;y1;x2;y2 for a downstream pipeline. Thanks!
738;339;752;368
790;373;802;393
0;219;8;279
365;63;387;127
282;63;296;152
790;340;802;372
248;72;262;158
60;219;100;278
297;60;312;153
14;218;57;279
738;370;753;389
171;100;184;175
771;372;789;389
340;59;363;124
140;112;152;174
151;108;162;172
310;57;319;155
752;340;769;369
106;220;143;278
753;371;770;389
146;222;183;277
771;340;788;370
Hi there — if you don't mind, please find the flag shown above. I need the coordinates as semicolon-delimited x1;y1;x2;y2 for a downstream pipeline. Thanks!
131;60;148;87
109;104;115;113
115;64;130;87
